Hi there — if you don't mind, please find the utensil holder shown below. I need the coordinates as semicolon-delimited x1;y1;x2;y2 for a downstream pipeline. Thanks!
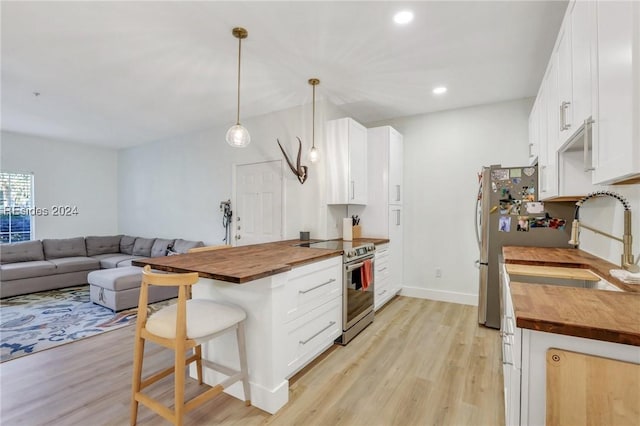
352;225;362;239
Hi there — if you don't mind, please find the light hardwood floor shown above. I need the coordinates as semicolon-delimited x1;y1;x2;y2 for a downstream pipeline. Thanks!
0;296;504;425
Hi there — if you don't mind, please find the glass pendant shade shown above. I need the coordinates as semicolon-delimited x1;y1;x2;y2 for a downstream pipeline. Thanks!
226;124;251;147
309;145;319;162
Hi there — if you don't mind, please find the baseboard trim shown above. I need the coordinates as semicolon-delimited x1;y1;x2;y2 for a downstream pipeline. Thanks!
400;286;477;306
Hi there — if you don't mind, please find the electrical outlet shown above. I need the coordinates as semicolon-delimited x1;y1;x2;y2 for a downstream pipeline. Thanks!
435;268;442;278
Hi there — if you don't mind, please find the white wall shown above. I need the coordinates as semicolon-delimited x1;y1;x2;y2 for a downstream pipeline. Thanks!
0;131;119;239
371;98;533;305
117;100;348;244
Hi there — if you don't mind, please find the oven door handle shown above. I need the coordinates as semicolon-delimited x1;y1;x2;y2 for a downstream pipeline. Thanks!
346;262;365;272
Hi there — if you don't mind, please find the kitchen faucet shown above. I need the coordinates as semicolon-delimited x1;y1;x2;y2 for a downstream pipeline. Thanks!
569;191;639;272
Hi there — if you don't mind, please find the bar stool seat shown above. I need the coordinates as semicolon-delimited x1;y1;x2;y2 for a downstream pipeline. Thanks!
130;265;251;426
146;299;246;342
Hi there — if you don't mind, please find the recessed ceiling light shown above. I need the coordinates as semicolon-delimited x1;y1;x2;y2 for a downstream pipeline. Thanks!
433;86;448;95
393;10;414;25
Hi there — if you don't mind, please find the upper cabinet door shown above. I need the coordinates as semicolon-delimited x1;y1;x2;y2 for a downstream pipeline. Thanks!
388;128;403;205
592;0;640;184
325;117;368;205
571;0;594;128
348;118;368;205
557;21;574;143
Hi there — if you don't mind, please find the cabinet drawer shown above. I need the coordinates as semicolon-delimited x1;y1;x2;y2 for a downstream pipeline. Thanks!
285;297;342;377
284;257;342;323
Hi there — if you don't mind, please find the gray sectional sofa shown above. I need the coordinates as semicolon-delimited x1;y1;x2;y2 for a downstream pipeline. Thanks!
0;235;204;299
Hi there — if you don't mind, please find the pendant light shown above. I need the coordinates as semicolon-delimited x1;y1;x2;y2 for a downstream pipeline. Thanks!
226;27;250;148
308;78;320;162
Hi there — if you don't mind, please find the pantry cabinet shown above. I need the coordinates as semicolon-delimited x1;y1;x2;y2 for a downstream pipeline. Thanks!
366;126;404;310
325;117;368;205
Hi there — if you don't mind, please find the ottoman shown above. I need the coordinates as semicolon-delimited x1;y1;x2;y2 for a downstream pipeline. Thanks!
88;266;178;311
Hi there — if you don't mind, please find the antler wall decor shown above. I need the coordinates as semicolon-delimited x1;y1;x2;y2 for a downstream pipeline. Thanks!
277;137;308;184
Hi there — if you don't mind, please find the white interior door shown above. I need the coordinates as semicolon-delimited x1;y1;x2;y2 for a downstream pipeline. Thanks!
234;160;283;246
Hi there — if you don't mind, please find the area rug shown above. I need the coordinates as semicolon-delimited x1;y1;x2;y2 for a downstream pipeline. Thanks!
0;286;174;362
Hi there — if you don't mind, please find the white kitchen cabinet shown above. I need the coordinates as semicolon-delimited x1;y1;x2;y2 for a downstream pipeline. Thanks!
387;206;403;301
539;61;559;200
283;257;343;377
557;20;574;143
388;128;403;205
325;117;368;205
591;0;640;184
501;263;639;426
527;98;539;166
364;126;404;310
374;243;391;310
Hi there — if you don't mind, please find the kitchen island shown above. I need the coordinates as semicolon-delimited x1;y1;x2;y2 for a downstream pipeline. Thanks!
133;238;387;414
501;246;640;425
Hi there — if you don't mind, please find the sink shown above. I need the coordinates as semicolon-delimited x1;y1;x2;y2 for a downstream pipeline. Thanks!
506;264;623;292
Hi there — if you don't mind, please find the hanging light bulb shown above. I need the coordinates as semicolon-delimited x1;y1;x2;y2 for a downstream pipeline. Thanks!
308;78;320;162
226;27;250;148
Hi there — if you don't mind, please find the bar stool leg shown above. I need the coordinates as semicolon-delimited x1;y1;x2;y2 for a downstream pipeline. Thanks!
195;345;203;385
236;321;251;406
130;332;145;425
174;343;186;426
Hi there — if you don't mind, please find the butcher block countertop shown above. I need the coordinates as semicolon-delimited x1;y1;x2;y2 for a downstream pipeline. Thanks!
132;237;389;284
510;282;640;346
504;246;640;346
503;246;640;293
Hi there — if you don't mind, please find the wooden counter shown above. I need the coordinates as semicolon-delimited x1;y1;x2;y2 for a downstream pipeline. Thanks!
132;237;389;284
503;246;640;293
510;282;640;346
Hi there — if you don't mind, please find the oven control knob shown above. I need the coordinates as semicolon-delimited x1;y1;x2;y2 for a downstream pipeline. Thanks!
348;250;356;258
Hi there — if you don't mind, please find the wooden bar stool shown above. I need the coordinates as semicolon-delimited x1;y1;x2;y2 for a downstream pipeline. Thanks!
130;265;251;426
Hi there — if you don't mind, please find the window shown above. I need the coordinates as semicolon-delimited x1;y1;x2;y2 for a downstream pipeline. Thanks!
0;172;34;243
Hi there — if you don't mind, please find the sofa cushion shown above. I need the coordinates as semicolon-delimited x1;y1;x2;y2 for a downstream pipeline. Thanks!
43;237;87;259
0;260;57;281
120;235;137;255
172;239;205;254
88;266;143;291
116;257;145;268
151;239;174;257
132;238;155;257
97;254;143;269
48;257;100;274
0;240;45;264
85;235;122;257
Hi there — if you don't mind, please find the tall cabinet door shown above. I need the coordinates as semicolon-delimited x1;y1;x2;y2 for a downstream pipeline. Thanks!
388;128;403;205
388;206;403;294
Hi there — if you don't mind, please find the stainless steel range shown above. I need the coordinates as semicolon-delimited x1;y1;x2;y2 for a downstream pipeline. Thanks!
298;240;375;344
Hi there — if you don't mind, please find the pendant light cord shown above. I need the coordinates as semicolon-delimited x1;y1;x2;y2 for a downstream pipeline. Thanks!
236;36;242;125
312;83;316;149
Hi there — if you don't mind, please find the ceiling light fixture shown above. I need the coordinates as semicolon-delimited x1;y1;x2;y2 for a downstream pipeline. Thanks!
393;10;414;25
308;78;320;163
226;27;250;148
433;86;448;95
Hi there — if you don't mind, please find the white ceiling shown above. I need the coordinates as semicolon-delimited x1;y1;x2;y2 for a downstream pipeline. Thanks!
1;1;567;149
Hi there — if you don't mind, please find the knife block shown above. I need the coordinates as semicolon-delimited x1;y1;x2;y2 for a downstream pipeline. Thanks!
352;225;362;239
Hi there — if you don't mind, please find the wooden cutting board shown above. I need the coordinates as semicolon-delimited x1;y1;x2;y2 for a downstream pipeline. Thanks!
506;264;600;281
546;348;640;425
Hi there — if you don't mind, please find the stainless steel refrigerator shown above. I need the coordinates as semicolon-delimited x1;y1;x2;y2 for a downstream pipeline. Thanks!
475;165;574;328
